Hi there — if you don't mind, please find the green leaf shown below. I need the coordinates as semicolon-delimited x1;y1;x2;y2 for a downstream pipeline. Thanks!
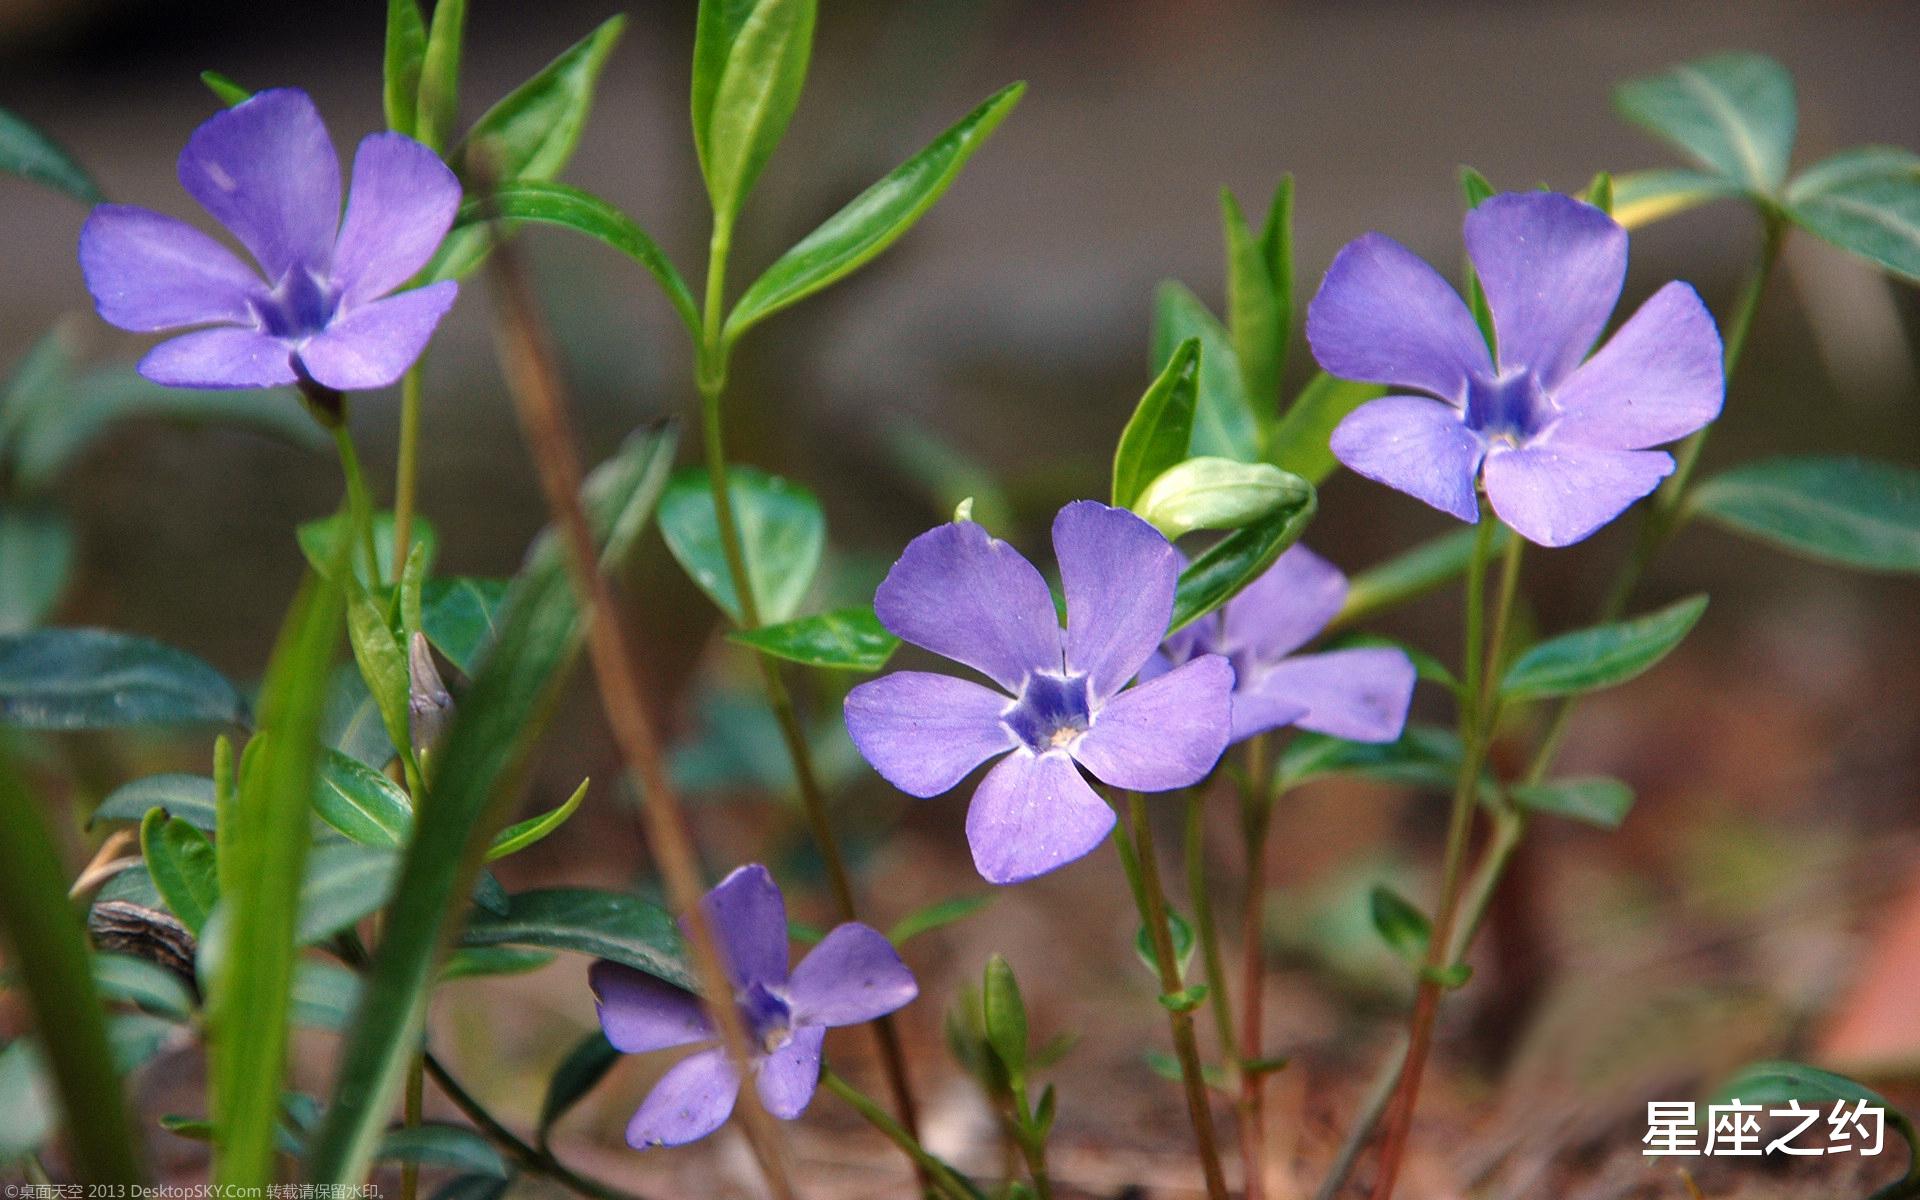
91;953;195;1022
0;1039;54;1164
1222;185;1282;424
486;778;588;862
1275;724;1475;795
1152;281;1260;462
0;506;72;634
312;749;414;848
415;0;467;152
457;16;625;183
91;775;218;832
440;946;555;981
659;466;825;625
1500;594;1708;701
298;511;438;590
1610;167;1746;229
1785;147;1920;282
379;1123;507;1178
461;888;689;988
693;0;817;220
1585;170;1615;214
1133;910;1195;978
1166;484;1317;633
1134;457;1307;541
728;606;899;671
1111;338;1200;509
297;843;402;945
1708;1060;1892;1108
1459;167;1497;351
1509;776;1635;830
320;665;396;769
1369;886;1430;963
1258;178;1295;385
537;1031;619;1145
1691;456;1920;572
1336;525;1512;627
1268;372;1385;486
726;82;1025;339
452;182;699;332
140;809;219;934
982;955;1028;1083
291;960;362;1031
889;894;994;946
200;72;251;107
383;0;428;135
307;427;676;1186
421;577;508;675
0;628;248;731
208;575;341;1187
1614;52;1797;195
345;578;414;766
0;105;102;203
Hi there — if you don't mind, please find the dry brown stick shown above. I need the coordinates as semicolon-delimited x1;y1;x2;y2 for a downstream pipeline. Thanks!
482;229;801;1200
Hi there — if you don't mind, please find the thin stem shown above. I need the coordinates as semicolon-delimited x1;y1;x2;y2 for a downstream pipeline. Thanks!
1115;793;1232;1200
1312;1039;1406;1200
401;1053;425;1200
820;1068;983;1200
1186;787;1239;1066
423;1052;655;1200
1237;738;1275;1200
1369;514;1513;1200
331;421;384;584
693;210;926;1161
392;364;425;581
483;227;800;1200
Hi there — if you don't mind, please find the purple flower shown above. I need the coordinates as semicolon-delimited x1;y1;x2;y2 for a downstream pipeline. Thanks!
844;501;1233;885
1308;191;1724;547
1148;545;1415;745
590;864;917;1148
78;88;460;392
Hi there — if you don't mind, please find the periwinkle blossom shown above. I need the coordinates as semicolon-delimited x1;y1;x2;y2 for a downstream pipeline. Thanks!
1148;545;1415;745
79;88;460;395
845;501;1233;885
1308;191;1724;547
590;864;917;1148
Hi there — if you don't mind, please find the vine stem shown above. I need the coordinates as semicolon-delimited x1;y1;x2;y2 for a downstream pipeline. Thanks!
482;224;800;1200
1236;734;1275;1200
693;212;927;1173
327;417;383;585
391;363;425;581
820;1068;983;1200
1114;792;1232;1200
1368;516;1521;1200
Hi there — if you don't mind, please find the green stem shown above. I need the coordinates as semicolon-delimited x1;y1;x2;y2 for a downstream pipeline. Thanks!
1237;737;1275;1200
392;364;425;582
401;1052;424;1200
331;422;383;584
820;1068;983;1200
1186;787;1239;1066
1114;793;1232;1200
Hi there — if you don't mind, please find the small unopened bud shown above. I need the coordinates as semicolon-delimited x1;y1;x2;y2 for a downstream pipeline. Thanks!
408;631;454;753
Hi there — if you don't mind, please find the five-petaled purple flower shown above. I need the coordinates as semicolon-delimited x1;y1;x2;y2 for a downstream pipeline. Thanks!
590;864;917;1148
845;501;1233;885
1309;191;1724;547
1148;545;1415;745
79;88;460;392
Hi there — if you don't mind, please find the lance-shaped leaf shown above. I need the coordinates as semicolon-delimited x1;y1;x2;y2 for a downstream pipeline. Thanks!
693;0;817;221
421;577;507;675
312;750;413;848
485;779;589;861
1610;167;1744;229
1785;146;1920;283
1614;52;1797;195
728;606;900;671
1691;456;1920;573
383;0;428;136
379;1124;507;1177
726;82;1025;339
1267;372;1385;486
305;426;675;1186
659;465;825;626
457;16;625;183
91;775;218;832
1335;525;1512;629
1134;457;1302;541
0;506;72;634
415;0;468;152
1501;595;1708;701
1509;776;1635;830
140;809;219;934
1275;724;1480;796
0;105;101;204
460;888;689;988
0;629;248;731
298;511;437;591
1369;886;1430;963
538;1032;619;1146
1166;478;1316;633
1112;338;1199;509
889;894;994;947
1222;184;1284;425
1152;282;1260;462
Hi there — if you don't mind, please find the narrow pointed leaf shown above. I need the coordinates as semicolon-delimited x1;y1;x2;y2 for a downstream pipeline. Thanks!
1501;595;1708;700
982;955;1028;1082
1369;886;1431;963
312;749;414;848
486;778;588;861
1509;776;1636;830
200;72;251;107
1111;338;1199;509
457;16;625;182
888;893;994;946
537;1031;620;1143
1152;281;1260;461
0;507;73;634
0;106;101;203
1691;456;1920;572
383;0;428;135
659;466;825;625
298;511;437;591
421;577;508;675
460;888;689;987
296;844;403;946
1335;525;1512;628
1167;482;1317;633
0;629;247;730
1268;372;1385;485
415;0;467;152
729;605;900;671
1610;167;1746;228
92;953;195;1022
1785;146;1920;282
91;775;218;832
695;0;817;219
1222;187;1281;425
379;1124;507;1177
140;809;218;934
1614;52;1797;195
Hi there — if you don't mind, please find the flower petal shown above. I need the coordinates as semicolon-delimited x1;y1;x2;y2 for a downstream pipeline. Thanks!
626;1048;738;1148
1482;443;1673;548
1222;544;1348;663
699;864;789;988
138;328;297;389
296;281;457;391
843;671;1015;798
1226;691;1310;745
1248;647;1415;743
590;960;713;1054
79;205;265;332
1306;232;1491;402
788;923;918;1028
332;132;463;306
1072;654;1232;791
965;751;1115;885
1549;281;1724;451
1464;192;1627;388
1329;395;1486;523
178;88;340;283
873;520;1061;692
1055;500;1180;701
755;1025;825;1120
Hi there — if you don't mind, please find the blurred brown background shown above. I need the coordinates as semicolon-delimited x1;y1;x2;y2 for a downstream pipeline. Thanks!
4;2;1920;1196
